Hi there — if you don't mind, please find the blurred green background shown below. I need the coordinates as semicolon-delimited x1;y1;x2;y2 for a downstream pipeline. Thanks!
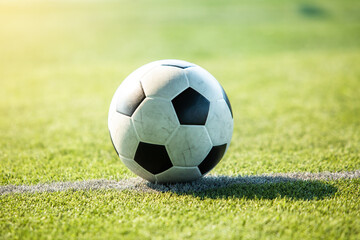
0;0;359;184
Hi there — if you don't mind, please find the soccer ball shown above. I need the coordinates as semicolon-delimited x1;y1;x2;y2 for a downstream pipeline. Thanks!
108;60;233;183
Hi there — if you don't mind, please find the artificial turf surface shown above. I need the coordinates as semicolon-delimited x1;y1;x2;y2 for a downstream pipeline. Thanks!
0;0;360;239
1;180;360;240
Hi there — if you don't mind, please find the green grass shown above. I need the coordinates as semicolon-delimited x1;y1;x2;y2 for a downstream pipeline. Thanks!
0;0;360;239
1;180;359;240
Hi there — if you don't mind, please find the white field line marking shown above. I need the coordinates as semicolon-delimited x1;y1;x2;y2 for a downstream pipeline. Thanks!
1;170;359;195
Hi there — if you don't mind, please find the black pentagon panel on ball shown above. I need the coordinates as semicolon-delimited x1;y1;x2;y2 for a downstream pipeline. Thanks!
116;81;145;117
134;142;173;175
198;144;227;175
220;86;233;118
161;63;194;69
172;87;210;125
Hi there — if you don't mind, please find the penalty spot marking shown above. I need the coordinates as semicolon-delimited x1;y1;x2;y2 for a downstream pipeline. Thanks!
1;170;359;195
